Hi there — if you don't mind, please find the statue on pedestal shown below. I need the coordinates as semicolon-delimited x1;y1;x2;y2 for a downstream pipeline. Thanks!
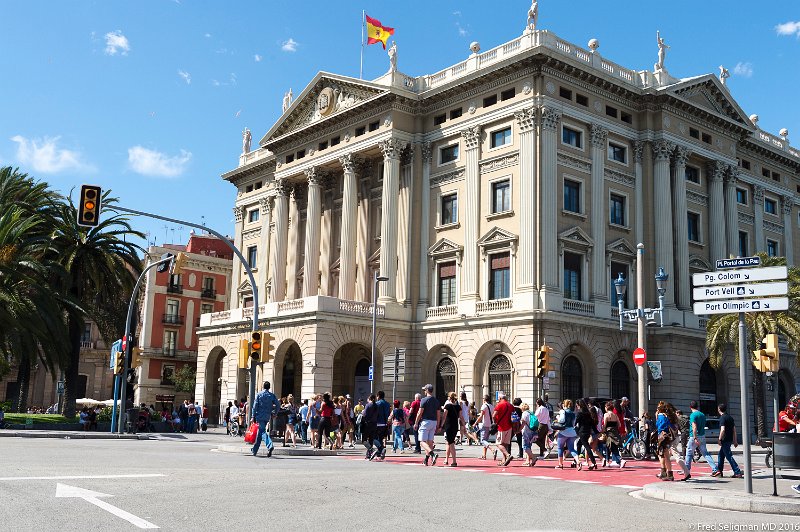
527;1;539;30
719;65;730;86
242;128;251;154
654;30;669;71
282;88;293;113
388;41;397;73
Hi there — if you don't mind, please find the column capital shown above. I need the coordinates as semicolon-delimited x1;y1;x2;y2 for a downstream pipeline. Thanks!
651;139;675;161
673;145;692;166
420;141;433;164
304;167;323;186
753;184;765;205
233;205;244;223
707;160;726;182
540;106;562;131
460;125;482;150
633;140;646;163
401;144;414;166
783;195;795;215
339;153;361;173
724;165;739;185
258;197;273;215
513;106;537;132
589;123;608;148
379;138;405;160
275;178;291;197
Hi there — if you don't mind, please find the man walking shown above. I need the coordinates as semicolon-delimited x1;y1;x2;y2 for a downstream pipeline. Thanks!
711;404;743;478
372;391;391;460
491;392;514;466
362;394;378;459
251;381;281;457
534;398;550;457
414;384;441;466
681;401;717;481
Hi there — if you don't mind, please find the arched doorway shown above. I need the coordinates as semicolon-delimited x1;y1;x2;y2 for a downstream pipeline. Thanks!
611;360;631;399
332;343;373;402
562;356;583;401
777;369;796;409
354;358;371;403
280;344;302;400
203;347;227;424
435;357;457;405
488;355;512;401
699;359;717;417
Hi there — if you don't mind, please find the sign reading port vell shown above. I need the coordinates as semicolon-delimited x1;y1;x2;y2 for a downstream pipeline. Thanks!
693;265;788;316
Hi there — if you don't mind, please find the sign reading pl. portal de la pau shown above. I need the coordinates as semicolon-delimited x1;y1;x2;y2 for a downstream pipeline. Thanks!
692;263;789;316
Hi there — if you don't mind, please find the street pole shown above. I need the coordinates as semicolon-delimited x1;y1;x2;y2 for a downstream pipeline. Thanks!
370;272;388;395
392;347;399;404
110;206;259;423
636;243;647;417
772;372;779;496
738;312;753;493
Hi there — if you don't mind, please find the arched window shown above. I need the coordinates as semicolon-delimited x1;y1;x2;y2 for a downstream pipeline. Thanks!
562;356;583;402
281;346;301;399
699;359;717;417
435;357;456;405
611;361;630;400
488;355;512;401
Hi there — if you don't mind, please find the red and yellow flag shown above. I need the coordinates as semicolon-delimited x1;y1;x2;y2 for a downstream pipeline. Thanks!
366;14;394;49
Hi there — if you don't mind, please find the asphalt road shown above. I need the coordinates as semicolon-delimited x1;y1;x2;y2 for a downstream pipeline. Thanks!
0;434;793;531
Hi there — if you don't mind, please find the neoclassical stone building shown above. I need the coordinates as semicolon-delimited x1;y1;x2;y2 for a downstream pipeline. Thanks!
196;14;800;425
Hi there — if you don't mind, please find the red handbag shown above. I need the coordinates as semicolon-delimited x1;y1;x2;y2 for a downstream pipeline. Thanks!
244;421;259;444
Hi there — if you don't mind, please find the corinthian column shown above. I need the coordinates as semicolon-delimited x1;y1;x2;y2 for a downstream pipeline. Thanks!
418;142;433;313
230;206;244;307
461;125;482;301
783;195;795;265
753;185;765;252
257;197;273;305
707;161;727;261
270;180;290;302
338;154;359;300
355;162;372;301
303;168;322;297
539;106;561;294
397;146;414;306
378;138;404;303
724;166;739;256
672;145;691;309
514;107;537;292
652;139;675;307
589;124;608;302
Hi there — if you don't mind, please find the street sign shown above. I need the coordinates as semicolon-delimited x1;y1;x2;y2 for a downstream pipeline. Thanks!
57;380;65;395
109;339;122;369
383;348;406;382
691;266;787;287
692;281;788;301
632;347;647;366
542;377;550;390
716;256;760;270
368;365;373;382
693;297;789;315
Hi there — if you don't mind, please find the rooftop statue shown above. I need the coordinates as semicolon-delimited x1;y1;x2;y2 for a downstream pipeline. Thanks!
527;1;539;30
719;65;730;86
242;128;251;154
282;88;293;113
388;41;397;73
654;30;669;71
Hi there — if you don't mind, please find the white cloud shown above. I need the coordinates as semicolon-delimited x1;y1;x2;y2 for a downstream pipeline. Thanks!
177;69;191;84
204;32;211;38
234;110;241;118
127;146;191;178
211;73;237;87
776;21;800;37
254;54;262;62
456;22;468;37
11;135;91;173
104;30;130;56
281;38;298;52
733;62;753;77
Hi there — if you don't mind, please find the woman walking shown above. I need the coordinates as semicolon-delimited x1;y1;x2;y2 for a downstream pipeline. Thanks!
575;399;597;470
475;395;493;460
554;399;581;469
388;400;406;453
442;392;462;466
284;395;298;447
520;403;538;466
316;393;335;450
307;394;321;446
655;400;676;480
602;401;626;468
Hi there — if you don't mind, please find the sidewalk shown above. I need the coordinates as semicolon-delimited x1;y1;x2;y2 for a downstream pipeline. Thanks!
0;429;145;440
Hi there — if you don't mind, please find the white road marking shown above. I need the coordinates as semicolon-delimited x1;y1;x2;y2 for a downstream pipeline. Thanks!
0;474;165;481
460;469;485;472
529;475;558;479
611;484;640;489
55;483;159;529
493;472;521;476
567;480;598;484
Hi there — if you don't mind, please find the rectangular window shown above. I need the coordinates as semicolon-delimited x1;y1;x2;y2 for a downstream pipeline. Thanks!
702;133;712;144
490;127;512;148
741;159;751;170
608;142;627;163
620;111;632;124
247;245;257;269
285;154;294;164
168;273;181;290
355;126;366;137
685;166;700;184
736;188;748;205
437;262;457;306
563;179;581;213
767;240;779;257
562;126;582;148
254;181;262;190
576;94;588;106
738;231;749;257
609;194;626;226
201;303;214;315
330;136;340;146
687;212;700;242
605;105;618;118
163;330;177;357
765;198;777;215
610;262;629;308
166;299;179;318
247;209;259;223
441;193;457;225
563;252;582;300
434;114;446;126
559;87;572;100
161;364;175;386
449;108;462;120
772;172;781;182
440;144;459;164
491;180;511;213
368;121;379;132
318;141;328;151
483;94;498;107
203;277;214;290
296;149;305;159
488;252;510;300
500;88;515;101
762;168;771;178
81;324;92;343
245;185;253;193
689;128;700;139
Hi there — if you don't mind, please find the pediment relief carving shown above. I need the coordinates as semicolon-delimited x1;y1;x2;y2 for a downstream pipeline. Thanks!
669;77;751;126
476;227;518;247
606;238;636;258
558;226;594;251
689;255;712;272
428;238;464;258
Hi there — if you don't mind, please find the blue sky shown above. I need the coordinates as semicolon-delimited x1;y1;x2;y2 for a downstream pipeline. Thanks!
1;1;797;250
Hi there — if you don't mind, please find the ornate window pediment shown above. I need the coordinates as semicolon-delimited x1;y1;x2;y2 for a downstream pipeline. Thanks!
428;238;463;264
689;255;712;272
477;227;518;257
558;226;594;255
606;238;636;260
237;279;252;294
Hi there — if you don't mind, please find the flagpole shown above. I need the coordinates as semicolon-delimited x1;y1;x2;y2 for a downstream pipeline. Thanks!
360;10;365;79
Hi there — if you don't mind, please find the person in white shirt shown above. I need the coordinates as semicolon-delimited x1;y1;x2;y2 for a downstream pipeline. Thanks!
534;397;551;457
459;392;472;444
473;395;493;459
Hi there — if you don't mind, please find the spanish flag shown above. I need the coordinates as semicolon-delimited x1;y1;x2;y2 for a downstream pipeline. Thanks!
366;14;394;49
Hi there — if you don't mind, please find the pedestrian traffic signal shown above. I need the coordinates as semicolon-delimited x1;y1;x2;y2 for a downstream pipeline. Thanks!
77;185;102;227
238;338;250;369
113;351;124;374
753;333;780;373
249;331;262;361
261;331;275;363
536;345;551;379
171;252;189;275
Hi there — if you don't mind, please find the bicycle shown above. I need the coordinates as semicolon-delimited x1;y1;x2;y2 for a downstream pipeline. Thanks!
227;416;242;437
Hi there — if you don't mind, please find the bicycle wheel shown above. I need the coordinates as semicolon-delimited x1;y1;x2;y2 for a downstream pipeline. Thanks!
631;439;646;460
766;451;772;469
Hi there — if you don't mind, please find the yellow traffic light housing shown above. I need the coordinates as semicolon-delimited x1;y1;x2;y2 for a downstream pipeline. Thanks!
77;185;102;227
238;338;250;369
261;332;276;363
171;252;189;276
249;331;262;361
113;351;124;375
753;333;780;373
131;347;142;368
536;345;551;379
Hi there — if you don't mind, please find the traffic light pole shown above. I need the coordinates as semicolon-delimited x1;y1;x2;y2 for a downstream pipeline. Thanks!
110;206;260;425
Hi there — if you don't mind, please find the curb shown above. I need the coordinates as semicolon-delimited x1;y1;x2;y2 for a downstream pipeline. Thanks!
216;444;338;457
641;482;800;516
0;430;147;440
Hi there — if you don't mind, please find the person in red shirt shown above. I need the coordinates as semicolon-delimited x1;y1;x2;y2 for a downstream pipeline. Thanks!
491;392;514;466
778;406;798;432
408;393;422;453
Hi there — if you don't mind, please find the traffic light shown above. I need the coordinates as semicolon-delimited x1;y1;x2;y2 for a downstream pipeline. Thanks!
131;347;142;368
238;338;250;369
249;331;262;361
753;333;780;373
113;351;124;375
171;252;189;275
77;185;102;227
536;345;551;379
261;331;276;363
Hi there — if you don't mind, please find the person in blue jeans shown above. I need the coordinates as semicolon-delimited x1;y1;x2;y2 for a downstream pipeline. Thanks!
712;404;743;478
251;381;281;458
388;400;406;453
681;400;717;480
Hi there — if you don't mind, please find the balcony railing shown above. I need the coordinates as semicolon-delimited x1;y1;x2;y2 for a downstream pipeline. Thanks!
162;313;184;325
162;347;176;357
201;287;216;299
166;284;183;294
79;340;95;349
563;299;595;316
476;298;513;313
426;305;458;319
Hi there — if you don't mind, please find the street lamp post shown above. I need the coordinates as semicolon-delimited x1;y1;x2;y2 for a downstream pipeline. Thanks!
613;243;668;415
371;271;389;394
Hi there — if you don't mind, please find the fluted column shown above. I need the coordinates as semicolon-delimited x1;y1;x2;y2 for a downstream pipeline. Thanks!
270;181;290;302
257;197;273;305
461;125;482;301
378;138;404;303
319;175;333;296
652;139;675;307
355;162;372;302
418;142;433;311
303;168;322;297
286;185;301;300
540;106;561;292
230;206;245;307
724;166;739;256
753;185;764;254
338;154;359;300
589;124;608;302
633;141;645;247
707;161;727;261
514;107;537;291
783;195;795;265
397;147;414;306
672;145;691;309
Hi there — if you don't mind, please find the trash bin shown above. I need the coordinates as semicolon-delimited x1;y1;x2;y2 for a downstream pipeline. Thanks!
774;432;800;469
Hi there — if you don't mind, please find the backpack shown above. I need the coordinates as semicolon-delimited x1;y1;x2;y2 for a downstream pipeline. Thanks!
511;409;521;433
528;413;539;431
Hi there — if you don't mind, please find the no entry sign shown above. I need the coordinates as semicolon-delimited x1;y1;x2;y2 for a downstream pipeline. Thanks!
633;347;647;366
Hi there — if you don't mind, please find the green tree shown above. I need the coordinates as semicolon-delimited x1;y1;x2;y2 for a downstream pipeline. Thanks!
705;253;800;437
172;365;196;394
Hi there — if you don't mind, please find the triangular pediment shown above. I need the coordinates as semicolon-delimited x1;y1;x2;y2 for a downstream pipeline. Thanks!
558;226;594;248
237;279;252;293
666;75;752;127
606;238;636;257
428;238;463;257
260;72;390;146
476;227;518;247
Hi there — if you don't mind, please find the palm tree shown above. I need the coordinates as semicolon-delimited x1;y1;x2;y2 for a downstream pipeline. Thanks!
47;192;143;417
705;253;800;438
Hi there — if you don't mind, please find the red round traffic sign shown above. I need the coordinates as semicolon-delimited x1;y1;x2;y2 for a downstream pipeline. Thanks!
121;336;127;352
633;347;647;366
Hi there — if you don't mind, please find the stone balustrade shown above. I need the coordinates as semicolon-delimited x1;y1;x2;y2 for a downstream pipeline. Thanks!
476;298;514;313
563;299;595;316
425;305;458;319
